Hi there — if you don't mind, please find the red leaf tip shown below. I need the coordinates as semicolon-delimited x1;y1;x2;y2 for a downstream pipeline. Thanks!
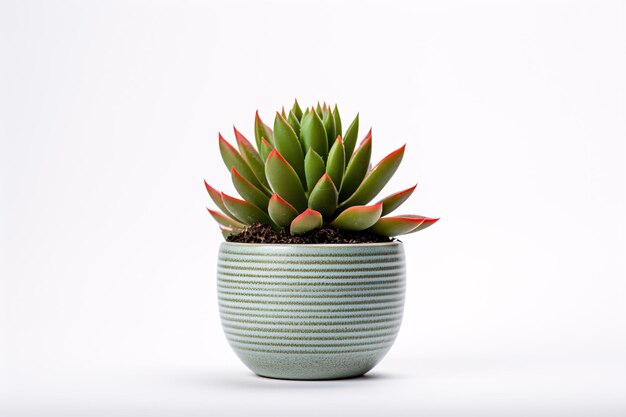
300;208;320;216
233;125;245;140
220;191;242;204
385;144;406;159
270;192;296;208
219;133;238;152
362;129;373;144
267;148;287;163
204;180;220;195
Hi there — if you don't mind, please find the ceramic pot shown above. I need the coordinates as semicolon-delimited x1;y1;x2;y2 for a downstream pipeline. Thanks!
217;241;406;380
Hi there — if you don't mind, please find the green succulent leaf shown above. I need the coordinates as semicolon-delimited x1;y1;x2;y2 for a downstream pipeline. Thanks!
332;105;342;139
343;113;359;162
265;149;308;212
304;148;326;193
219;225;244;239
331;202;383;231
254;111;274;148
322;110;336;149
405;216;440;234
231;167;270;211
219;133;268;193
233;126;269;189
315;102;323;116
308;173;338;219
222;192;276;227
268;193;299;228
340;144;406;208
299;109;328;159
207;208;246;229
326;137;345;190
291;99;303;121
287;110;301;137
377;184;417;216
339;130;372;201
208;101;437;238
369;215;438;236
273;112;306;184
290;208;323;235
204;181;235;219
259;137;273;161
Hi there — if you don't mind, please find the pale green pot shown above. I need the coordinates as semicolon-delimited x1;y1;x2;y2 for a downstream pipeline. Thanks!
217;241;406;380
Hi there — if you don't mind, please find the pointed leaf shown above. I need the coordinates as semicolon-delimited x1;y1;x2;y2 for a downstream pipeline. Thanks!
259;137;273;161
308;173;338;219
254;111;273;149
290;208;323;235
332;105;342;139
406;216;440;234
222;192;275;227
219;225;244;239
233;126;269;189
304;148;326;193
299;109;328;159
265;149;308;212
343;113;359;162
281;106;287;119
291;99;303;121
273;112;306;184
316;102;323;116
231;167;270;211
369;215;437;237
207;208;246;228
377;184;417;216
339;130;371;201
204;181;235;219
268;193;299;228
340;144;405;208
331;202;383;231
326;136;345;190
219;134;268;193
322;109;336;149
287;110;301;137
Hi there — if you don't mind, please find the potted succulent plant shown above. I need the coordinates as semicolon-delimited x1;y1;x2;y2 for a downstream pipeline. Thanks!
205;101;438;380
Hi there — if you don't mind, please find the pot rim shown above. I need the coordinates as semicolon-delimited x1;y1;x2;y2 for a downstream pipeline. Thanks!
220;241;403;248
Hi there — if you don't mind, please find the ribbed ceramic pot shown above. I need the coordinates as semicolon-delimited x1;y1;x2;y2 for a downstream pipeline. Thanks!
217;241;406;380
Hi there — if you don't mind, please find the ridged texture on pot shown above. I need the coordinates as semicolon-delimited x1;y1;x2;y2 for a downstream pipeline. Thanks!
217;242;406;380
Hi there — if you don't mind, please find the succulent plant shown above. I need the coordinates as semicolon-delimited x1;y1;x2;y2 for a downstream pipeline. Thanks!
205;101;438;238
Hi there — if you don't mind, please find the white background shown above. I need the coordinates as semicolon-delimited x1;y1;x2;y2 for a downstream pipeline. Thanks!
1;0;625;416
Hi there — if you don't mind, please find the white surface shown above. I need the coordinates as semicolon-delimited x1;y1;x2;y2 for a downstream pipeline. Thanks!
1;0;625;416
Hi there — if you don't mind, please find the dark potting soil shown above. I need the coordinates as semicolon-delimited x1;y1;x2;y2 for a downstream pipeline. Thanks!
226;223;394;244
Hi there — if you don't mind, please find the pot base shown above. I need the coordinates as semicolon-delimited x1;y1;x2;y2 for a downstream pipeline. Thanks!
237;350;389;380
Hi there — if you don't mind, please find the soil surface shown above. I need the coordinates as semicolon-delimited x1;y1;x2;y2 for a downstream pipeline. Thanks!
226;223;393;244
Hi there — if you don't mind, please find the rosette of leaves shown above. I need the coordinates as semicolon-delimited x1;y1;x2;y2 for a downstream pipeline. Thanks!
205;101;438;238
